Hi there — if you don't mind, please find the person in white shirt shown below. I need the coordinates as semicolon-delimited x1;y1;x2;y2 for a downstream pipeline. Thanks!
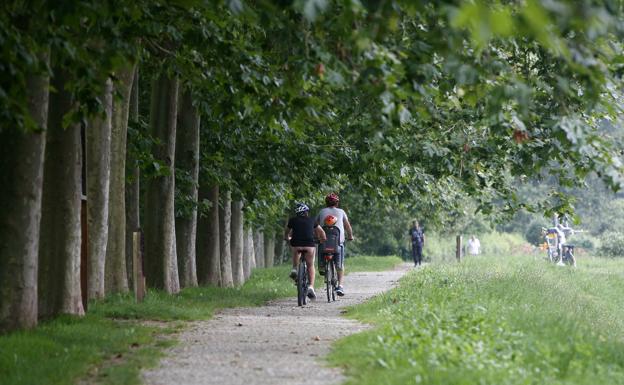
316;192;353;296
467;235;481;256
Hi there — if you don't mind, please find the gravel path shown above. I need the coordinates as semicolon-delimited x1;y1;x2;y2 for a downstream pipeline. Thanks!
142;263;413;385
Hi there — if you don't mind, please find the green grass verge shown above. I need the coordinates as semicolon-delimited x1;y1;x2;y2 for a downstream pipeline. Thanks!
345;255;403;273
329;255;624;385
0;256;401;385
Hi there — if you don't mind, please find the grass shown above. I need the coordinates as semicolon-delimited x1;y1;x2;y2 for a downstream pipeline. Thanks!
329;254;624;385
0;255;402;385
344;255;403;272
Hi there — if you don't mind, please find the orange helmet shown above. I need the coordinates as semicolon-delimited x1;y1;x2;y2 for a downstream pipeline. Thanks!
324;215;338;226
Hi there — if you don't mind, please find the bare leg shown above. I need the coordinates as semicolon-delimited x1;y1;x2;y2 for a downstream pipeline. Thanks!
337;270;344;286
291;247;299;269
304;248;315;288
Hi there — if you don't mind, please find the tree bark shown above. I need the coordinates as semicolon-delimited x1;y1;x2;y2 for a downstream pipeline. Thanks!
197;185;221;286
0;61;49;332
38;68;84;319
254;230;265;268
105;65;135;294
264;230;275;268
242;227;255;280
175;89;200;288
275;235;285;265
219;190;234;287
125;67;140;288
144;74;180;293
230;200;245;286
86;78;113;300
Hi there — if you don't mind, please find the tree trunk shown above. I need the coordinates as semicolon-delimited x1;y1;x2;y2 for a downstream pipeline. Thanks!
38;68;84;319
144;74;180;293
275;236;285;265
175;90;200;288
105;65;135;294
242;227;254;280
254;230;265;268
197;185;220;286
230;200;245;286
219;190;234;287
125;67;140;288
0;62;49;332
264;230;275;268
86;78;113;300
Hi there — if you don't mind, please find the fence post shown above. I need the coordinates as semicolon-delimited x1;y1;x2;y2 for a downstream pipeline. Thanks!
456;235;462;262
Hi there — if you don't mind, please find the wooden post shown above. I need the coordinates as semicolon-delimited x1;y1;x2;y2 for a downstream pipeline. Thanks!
133;231;145;302
456;235;462;262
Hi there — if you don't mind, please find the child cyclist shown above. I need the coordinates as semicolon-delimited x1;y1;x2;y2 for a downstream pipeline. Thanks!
284;202;326;299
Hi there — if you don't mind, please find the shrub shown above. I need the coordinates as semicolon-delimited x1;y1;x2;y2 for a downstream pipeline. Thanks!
525;220;549;246
596;231;624;258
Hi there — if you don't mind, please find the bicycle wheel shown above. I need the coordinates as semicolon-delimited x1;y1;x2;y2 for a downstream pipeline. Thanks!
297;260;307;306
330;261;337;302
325;258;332;303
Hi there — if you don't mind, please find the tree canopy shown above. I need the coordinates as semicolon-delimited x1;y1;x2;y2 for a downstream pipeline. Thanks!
2;0;624;228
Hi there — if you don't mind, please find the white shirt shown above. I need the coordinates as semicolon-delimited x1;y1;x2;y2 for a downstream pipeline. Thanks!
317;207;348;243
467;238;480;255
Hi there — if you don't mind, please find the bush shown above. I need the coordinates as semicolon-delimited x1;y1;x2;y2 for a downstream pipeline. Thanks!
525;220;549;246
596;231;624;257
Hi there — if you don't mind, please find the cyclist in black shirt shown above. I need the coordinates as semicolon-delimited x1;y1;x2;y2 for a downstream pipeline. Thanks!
284;202;326;299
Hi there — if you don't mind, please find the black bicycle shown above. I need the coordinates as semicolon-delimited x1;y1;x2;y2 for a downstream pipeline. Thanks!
319;225;341;303
323;252;337;302
296;254;309;306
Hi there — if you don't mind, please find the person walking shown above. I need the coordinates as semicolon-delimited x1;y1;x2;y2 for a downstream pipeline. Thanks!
408;220;425;266
467;235;481;256
316;193;353;296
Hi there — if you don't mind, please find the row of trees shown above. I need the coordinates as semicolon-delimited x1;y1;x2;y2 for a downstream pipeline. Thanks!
2;0;624;333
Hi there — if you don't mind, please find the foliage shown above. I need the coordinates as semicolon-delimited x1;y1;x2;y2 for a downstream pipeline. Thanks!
3;0;624;232
597;231;624;258
330;255;624;385
525;219;549;246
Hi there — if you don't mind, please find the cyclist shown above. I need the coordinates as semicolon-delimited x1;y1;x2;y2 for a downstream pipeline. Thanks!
284;202;326;299
556;222;577;267
316;193;353;296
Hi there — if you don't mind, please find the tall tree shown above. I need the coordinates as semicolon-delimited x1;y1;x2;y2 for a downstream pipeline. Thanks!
125;67;140;287
230;200;245;286
175;89;200;288
86;79;113;300
219;189;234;287
105;65;136;294
38;69;84;319
254;230;265;269
0;53;50;332
144;74;180;293
264;230;275;268
196;184;221;286
242;226;255;280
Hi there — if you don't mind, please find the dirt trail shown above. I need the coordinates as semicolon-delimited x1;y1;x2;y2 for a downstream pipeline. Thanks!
142;263;412;385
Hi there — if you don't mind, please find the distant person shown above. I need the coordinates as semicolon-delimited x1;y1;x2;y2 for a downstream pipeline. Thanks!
467;235;481;256
317;193;353;296
284;202;326;299
408;220;425;266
